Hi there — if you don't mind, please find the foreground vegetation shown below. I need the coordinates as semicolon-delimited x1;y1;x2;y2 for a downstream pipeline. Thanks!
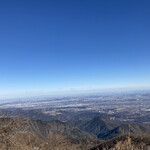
0;116;150;150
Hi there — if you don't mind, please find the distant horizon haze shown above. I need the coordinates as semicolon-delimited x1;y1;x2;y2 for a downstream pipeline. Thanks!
0;86;150;100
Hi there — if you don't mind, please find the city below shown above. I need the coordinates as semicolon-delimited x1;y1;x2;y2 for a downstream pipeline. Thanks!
0;90;150;124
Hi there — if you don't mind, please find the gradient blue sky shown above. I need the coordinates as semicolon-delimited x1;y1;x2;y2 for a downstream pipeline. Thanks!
0;0;150;98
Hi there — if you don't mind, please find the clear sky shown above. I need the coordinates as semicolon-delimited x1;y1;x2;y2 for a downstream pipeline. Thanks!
0;0;150;98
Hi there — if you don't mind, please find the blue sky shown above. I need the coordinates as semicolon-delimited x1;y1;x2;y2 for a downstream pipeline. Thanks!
0;0;150;98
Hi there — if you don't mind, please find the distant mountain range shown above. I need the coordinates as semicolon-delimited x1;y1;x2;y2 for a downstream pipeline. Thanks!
78;116;119;138
77;116;150;140
0;113;150;149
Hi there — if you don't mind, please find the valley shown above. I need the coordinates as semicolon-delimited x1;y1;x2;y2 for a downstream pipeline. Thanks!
0;91;150;149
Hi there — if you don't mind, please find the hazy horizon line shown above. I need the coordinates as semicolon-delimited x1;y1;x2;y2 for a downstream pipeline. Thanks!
0;86;150;100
